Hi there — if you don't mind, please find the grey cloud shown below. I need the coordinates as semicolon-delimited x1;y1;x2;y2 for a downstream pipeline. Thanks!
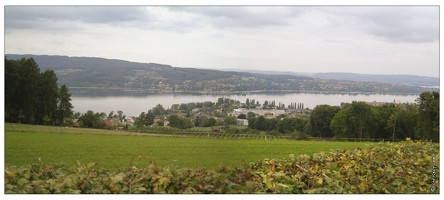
171;6;439;43
5;6;438;43
167;6;307;28
5;6;152;30
320;6;439;43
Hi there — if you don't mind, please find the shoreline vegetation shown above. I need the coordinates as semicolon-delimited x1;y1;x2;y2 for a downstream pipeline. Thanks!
68;87;425;98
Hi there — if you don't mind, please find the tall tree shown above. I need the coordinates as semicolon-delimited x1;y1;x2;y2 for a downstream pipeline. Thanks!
416;91;439;141
207;117;217;127
152;104;166;116
309;104;341;138
330;108;349;139
36;70;59;125
368;104;395;140
396;103;418;140
58;84;73;126
135;110;155;127
168;115;180;128
349;101;372;141
4;58;20;122
253;116;268;130
117;110;124;119
224;116;238;125
386;104;402;142
16;58;41;124
79;110;105;129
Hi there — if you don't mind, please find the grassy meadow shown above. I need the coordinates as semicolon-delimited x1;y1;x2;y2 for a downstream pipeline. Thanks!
5;123;370;170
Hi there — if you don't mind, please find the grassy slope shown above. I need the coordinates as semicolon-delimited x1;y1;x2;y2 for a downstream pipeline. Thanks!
5;123;369;170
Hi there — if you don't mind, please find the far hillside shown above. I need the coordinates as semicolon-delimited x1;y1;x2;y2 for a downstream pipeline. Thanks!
312;72;439;87
219;69;439;87
5;54;437;94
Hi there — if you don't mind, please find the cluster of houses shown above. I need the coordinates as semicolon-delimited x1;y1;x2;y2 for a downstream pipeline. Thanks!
70;106;313;130
228;108;311;119
71;116;136;130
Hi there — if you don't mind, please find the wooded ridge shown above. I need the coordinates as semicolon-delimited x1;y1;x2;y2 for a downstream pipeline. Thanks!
5;54;437;94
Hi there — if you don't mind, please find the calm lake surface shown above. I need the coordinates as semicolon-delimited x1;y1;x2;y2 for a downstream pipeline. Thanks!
70;91;420;117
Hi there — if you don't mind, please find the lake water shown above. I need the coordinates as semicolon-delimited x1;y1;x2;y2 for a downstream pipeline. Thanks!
70;92;420;117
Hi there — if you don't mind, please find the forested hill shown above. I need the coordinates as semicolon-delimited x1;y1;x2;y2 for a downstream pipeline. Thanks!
218;69;439;87
4;54;252;83
4;54;437;94
312;72;439;87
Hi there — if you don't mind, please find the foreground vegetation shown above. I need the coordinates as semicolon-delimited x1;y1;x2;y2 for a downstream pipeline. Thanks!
5;139;439;194
5;123;368;170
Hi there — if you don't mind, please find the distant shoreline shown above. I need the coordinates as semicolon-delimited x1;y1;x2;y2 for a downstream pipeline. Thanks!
68;87;426;97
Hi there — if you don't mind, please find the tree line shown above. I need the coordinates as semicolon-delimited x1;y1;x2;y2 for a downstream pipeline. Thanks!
245;92;439;142
5;57;73;126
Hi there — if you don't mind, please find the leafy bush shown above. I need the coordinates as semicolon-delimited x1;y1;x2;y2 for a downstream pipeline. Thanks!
289;131;312;140
5;139;439;194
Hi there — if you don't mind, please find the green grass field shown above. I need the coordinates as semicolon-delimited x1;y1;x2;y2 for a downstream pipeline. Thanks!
5;123;370;170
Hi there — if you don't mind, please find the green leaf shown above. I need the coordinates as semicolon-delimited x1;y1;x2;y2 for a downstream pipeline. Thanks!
17;178;28;186
111;174;124;184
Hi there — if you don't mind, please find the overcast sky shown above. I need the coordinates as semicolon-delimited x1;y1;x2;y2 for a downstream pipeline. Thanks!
4;5;440;77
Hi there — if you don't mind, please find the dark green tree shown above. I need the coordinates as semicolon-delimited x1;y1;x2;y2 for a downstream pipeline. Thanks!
368;104;395;140
196;115;209;127
349;101;372;141
168;115;181;128
277;118;307;134
179;118;193;129
108;111;114;119
117;110;124;120
79;110;105;129
207;117;217;127
135;111;155;127
16;58;41;124
194;116;200;127
330;107;349;139
396;103;418;140
224;116;238;125
168;115;193;129
331;102;372;140
309;104;340;138
57;84;73;126
247;112;256;119
36;70;59;125
416;91;439;141
4;58;20;122
152;104;166;116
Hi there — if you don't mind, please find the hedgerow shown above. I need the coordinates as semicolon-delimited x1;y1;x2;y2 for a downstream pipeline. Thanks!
5;139;439;194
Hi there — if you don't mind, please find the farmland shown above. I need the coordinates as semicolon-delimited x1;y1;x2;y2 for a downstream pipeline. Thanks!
4;123;439;194
5;123;369;170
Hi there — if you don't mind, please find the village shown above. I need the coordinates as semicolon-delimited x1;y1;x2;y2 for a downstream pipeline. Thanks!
69;97;397;130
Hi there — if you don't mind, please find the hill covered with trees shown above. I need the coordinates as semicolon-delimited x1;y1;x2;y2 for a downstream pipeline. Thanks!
5;54;437;94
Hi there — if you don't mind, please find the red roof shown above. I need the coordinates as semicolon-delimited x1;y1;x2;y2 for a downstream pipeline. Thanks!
103;119;113;127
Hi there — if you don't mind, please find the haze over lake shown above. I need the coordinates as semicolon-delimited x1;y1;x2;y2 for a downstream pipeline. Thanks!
70;92;419;117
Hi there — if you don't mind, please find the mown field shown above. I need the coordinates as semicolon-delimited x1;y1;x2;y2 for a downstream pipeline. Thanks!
5;123;369;170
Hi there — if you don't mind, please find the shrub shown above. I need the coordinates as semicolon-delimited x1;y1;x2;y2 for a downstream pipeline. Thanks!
5;139;439;194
